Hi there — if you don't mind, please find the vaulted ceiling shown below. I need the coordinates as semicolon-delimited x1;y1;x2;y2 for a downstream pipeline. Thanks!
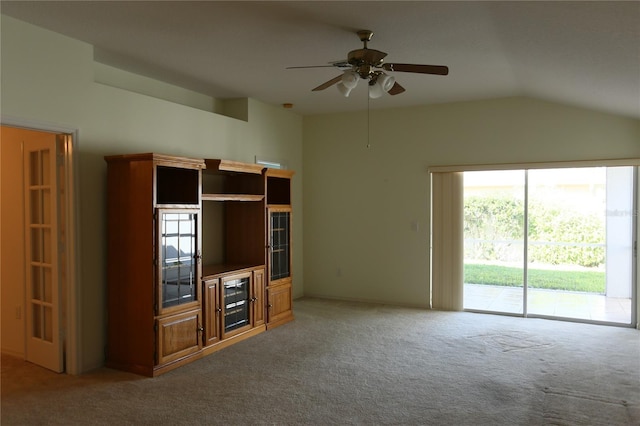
2;1;639;117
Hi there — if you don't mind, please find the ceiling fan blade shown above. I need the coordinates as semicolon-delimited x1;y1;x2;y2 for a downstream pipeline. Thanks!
387;81;406;95
382;63;449;76
329;60;350;67
288;60;350;70
312;75;343;91
287;65;337;69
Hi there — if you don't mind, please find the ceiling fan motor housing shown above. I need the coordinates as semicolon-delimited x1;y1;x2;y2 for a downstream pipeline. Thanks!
348;49;387;66
348;49;387;79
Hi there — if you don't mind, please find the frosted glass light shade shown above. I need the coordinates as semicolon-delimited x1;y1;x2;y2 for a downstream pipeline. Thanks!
337;82;353;97
368;73;395;99
378;73;395;92
341;71;359;89
368;82;384;98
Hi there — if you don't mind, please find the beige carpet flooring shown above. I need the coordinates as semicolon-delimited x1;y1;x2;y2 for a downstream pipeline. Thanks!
2;297;639;425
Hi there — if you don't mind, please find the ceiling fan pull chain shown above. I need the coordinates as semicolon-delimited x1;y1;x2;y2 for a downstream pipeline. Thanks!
366;91;371;149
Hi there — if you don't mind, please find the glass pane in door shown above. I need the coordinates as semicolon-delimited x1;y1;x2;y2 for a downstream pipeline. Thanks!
223;277;250;332
527;167;633;324
463;170;525;314
161;211;197;308
270;211;290;281
28;150;55;343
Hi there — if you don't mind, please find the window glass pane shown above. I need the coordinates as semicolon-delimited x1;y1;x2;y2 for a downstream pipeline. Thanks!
463;170;525;314
527;167;632;324
29;151;41;185
30;190;42;224
44;306;53;342
32;266;42;300
33;305;42;339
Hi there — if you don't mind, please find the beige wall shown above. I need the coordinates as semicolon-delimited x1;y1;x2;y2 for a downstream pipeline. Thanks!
1;15;303;372
302;98;640;309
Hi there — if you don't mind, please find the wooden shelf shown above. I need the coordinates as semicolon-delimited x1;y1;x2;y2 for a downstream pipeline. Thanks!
202;194;264;202
205;159;264;175
203;263;266;279
264;168;295;179
105;153;205;169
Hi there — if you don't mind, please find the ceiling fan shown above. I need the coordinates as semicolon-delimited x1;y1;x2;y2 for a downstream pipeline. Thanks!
287;30;449;98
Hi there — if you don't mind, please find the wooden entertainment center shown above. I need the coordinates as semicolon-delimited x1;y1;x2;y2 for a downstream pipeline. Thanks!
104;153;294;376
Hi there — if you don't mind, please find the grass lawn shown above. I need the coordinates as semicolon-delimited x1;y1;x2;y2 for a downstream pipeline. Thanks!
464;263;605;294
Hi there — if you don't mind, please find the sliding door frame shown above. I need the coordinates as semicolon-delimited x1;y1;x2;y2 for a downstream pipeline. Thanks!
430;158;640;329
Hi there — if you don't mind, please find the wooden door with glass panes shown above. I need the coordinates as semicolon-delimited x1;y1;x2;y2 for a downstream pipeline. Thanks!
23;136;63;372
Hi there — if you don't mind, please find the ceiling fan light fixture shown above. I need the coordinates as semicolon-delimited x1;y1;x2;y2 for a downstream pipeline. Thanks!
368;82;384;99
336;70;359;97
341;70;359;88
336;82;353;97
378;73;395;92
369;73;395;99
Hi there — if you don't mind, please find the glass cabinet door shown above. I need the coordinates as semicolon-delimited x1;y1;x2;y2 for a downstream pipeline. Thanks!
158;209;200;313
269;208;291;282
222;274;250;335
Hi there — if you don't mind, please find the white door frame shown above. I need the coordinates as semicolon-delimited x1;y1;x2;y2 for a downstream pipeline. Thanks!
1;116;81;374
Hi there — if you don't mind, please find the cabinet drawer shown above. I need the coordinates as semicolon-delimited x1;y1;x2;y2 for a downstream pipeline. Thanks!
156;310;202;365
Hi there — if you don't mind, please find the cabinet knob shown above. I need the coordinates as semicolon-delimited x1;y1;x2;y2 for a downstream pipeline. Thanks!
197;326;204;333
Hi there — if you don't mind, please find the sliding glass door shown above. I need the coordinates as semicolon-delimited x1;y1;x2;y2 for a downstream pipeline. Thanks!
463;170;525;314
463;166;636;325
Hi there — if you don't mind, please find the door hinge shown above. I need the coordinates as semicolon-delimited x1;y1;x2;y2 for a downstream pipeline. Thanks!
634;240;637;258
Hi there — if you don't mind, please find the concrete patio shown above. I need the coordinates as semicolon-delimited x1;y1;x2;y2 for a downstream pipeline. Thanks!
464;283;633;324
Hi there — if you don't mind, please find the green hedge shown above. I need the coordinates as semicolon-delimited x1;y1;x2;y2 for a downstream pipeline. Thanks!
464;195;605;267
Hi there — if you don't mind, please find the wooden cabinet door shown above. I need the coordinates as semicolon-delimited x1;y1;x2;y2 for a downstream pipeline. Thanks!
252;268;265;327
267;283;293;327
156;309;202;366
203;278;220;346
